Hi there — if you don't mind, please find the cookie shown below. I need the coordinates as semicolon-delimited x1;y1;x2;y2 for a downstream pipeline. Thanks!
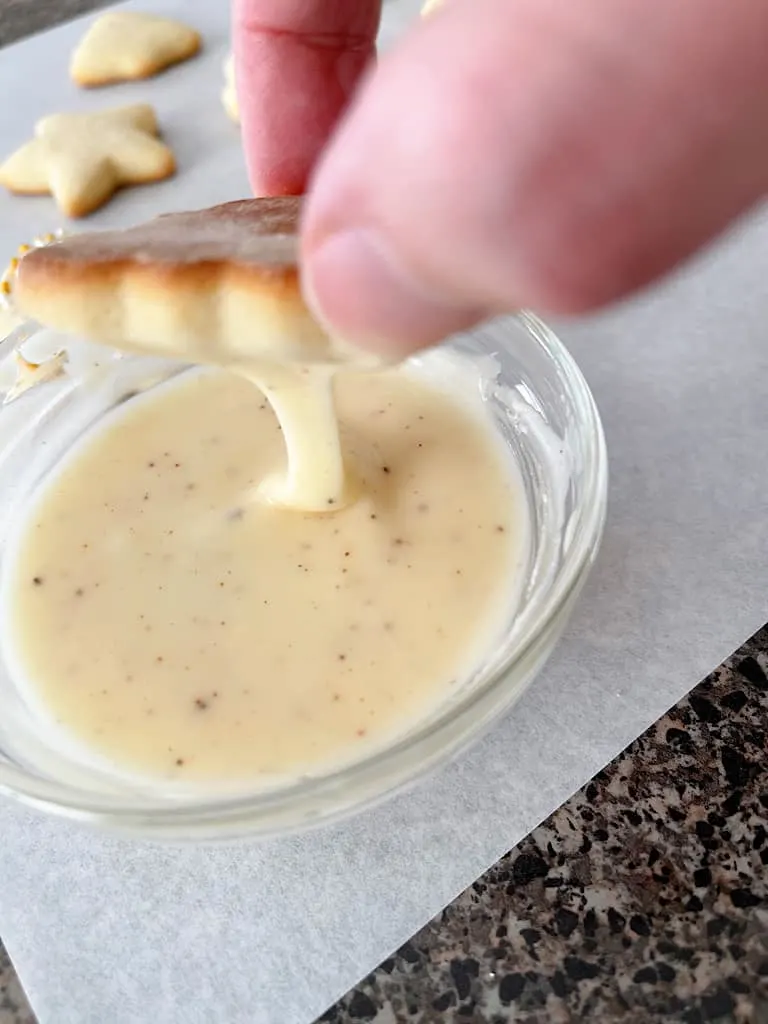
70;11;200;87
421;0;443;14
0;104;175;218
222;54;240;124
14;198;370;366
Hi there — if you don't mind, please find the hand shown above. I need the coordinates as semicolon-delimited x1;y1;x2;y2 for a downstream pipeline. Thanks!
234;0;768;356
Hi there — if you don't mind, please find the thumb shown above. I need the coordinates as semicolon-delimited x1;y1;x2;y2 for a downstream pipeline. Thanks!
302;0;768;356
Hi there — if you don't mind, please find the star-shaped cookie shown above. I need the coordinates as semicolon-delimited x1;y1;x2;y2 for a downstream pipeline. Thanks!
15;198;369;366
0;104;175;218
70;11;201;87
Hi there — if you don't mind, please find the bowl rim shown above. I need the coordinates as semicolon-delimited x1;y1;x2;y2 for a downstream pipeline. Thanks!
0;311;608;838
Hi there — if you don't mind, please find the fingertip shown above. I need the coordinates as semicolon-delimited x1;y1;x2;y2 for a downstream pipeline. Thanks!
303;0;768;330
233;0;380;197
302;227;485;356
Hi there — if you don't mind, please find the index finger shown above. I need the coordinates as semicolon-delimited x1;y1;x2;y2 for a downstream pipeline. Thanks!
233;0;381;196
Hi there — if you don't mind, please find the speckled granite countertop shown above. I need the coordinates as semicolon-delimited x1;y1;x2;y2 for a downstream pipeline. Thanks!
0;0;111;45
0;5;767;1024
323;629;768;1024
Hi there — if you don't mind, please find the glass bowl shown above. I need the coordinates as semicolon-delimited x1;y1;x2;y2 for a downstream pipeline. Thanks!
0;312;607;840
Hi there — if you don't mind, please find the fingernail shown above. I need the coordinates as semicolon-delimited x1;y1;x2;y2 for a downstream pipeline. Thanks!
302;228;480;356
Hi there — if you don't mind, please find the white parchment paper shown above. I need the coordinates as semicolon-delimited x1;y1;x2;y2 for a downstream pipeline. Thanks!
0;2;766;1022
